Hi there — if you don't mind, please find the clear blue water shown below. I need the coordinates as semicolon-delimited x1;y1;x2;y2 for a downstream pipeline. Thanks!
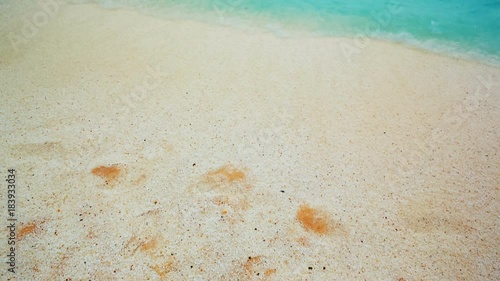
88;0;500;63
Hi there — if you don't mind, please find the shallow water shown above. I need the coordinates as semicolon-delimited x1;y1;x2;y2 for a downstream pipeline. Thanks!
81;0;500;64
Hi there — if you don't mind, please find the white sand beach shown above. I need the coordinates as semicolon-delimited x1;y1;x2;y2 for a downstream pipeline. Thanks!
1;2;499;280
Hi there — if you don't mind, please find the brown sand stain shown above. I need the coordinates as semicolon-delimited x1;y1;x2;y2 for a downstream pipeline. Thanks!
18;221;44;240
123;236;141;256
399;195;475;234
151;259;174;280
296;205;346;236
213;195;250;211
205;164;246;184
244;256;263;274
140;237;158;252
133;174;147;185
236;255;276;280
124;234;165;259
264;268;276;277
186;164;252;222
91;165;120;183
297;205;329;234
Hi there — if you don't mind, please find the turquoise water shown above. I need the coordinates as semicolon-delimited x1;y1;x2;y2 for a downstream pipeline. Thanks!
87;0;500;63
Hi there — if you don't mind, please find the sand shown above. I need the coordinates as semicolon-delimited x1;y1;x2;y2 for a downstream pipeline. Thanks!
1;2;499;280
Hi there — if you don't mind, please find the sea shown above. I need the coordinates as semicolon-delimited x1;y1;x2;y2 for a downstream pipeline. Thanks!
76;0;500;64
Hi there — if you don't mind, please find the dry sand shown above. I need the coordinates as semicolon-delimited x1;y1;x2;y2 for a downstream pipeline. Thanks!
1;2;499;280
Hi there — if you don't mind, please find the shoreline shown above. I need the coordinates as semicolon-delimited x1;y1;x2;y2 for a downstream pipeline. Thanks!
2;1;500;67
1;2;499;280
72;2;500;67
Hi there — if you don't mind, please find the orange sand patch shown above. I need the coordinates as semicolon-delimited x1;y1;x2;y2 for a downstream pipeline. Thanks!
18;222;38;240
296;205;330;235
206;164;246;183
140;237;158;252
265;268;276;276
244;256;263;274
151;260;174;280
91;165;120;182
